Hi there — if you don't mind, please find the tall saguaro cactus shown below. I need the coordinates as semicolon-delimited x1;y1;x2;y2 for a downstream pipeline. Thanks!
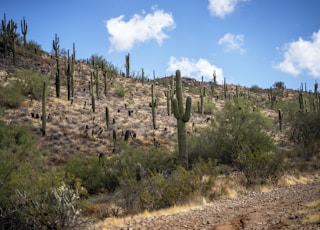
20;17;28;48
172;70;192;169
42;81;47;136
149;84;157;129
199;76;206;114
7;19;17;65
53;33;60;98
125;53;130;78
1;14;8;58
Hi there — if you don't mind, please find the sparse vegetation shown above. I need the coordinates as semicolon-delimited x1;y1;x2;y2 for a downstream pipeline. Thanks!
0;17;319;229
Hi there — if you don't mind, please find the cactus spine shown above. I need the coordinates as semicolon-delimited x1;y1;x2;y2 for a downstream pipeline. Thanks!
172;70;192;169
125;53;130;78
42;81;47;136
20;17;28;48
149;84;157;129
53;33;60;98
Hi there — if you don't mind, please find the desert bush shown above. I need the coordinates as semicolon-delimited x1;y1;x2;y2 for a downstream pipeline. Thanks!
119;160;216;215
12;69;49;100
0;70;48;108
0;121;84;229
189;98;282;184
114;84;128;97
0;84;24;108
289;111;320;160
65;155;118;194
236;150;284;184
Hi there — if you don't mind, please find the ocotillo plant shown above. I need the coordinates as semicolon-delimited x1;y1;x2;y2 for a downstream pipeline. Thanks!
53;33;60;98
1;14;8;58
149;84;157;129
20;17;28;49
42;81;47;136
125;53;130;78
199;76;206;114
172;70;192;169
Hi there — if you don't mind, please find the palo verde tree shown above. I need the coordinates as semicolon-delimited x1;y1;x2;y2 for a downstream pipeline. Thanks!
172;70;192;169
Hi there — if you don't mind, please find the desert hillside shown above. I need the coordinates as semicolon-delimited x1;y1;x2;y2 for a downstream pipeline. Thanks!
0;42;319;230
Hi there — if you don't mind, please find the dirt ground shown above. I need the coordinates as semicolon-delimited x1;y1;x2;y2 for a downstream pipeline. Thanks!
93;173;320;230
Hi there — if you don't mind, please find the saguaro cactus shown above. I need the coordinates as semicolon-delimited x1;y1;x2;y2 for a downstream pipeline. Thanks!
125;53;130;78
20;17;28;48
7;19;17;65
53;33;60;98
42;81;47;136
149;84;157;129
199;76;206;114
172;70;192;169
278;109;282;132
1;14;8;58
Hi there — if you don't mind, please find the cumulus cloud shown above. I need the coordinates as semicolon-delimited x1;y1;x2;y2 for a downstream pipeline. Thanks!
167;56;224;83
208;0;246;18
218;33;246;55
275;30;320;77
106;8;175;52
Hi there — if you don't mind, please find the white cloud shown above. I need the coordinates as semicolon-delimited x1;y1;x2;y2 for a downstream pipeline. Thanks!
208;0;246;18
275;30;320;77
218;33;246;55
167;56;224;83
106;8;175;52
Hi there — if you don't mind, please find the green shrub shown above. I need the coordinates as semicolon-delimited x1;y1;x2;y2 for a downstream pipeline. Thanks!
236;151;283;184
0;84;24;108
114;84;128;97
289;111;320;160
12;69;49;100
189;98;281;184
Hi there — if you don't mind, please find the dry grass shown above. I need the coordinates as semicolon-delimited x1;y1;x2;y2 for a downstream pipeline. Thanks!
300;200;320;224
94;199;207;229
277;174;310;187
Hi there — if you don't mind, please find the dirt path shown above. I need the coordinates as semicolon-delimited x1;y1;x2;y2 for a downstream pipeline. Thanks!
93;174;320;230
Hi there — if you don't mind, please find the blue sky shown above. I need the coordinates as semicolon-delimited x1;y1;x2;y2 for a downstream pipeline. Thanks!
1;0;320;89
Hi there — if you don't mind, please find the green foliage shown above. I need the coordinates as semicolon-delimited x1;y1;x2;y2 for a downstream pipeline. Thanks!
189;98;281;184
65;156;118;194
236;151;283;184
0;121;83;229
289;111;320;160
25;39;42;52
0;70;49;108
0;83;24;108
13;69;49;100
114;84;128;97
